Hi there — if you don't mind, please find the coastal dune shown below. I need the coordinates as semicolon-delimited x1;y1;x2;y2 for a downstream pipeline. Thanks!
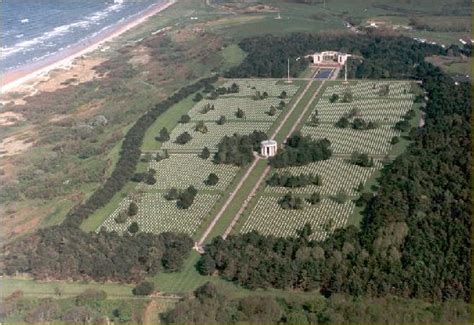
1;0;176;94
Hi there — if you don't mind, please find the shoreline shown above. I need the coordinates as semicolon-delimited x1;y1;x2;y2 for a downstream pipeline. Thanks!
1;0;176;94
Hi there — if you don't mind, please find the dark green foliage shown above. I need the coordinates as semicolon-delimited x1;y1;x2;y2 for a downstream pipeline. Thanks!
114;211;128;224
214;131;267;166
62;76;217;227
164;187;179;201
155;127;170;142
216;115;226;125
332;189;348;204
175;131;192;144
200;147;210;159
75;289;107;306
308;114;319;127
279;192;305;210
132;281;154;296
161;283;471;324
394;119;411;132
329;93;339;103
378;84;390;96
127;222;139;234
179;114;191;124
195;121;208;134
351;118;377;130
341;88;353;103
335;116;350;128
145;173;156;185
267;172;321;188
278;100;286;109
204;173;219;186
176;186;197;209
349;151;374;167
193;93;203;102
391;136;400;144
270;133;332;168
200;103;215;114
127;202;138;216
235;107;245;119
2;226;193;282
267;106;277;116
279;90;287;99
306;192;321;205
252;90;268;100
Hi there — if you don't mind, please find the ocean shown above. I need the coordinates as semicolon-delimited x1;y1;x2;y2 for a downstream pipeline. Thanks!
1;0;164;73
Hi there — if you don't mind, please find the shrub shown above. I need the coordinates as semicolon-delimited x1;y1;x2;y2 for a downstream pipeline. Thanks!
128;222;139;234
200;147;211;159
127;202;138;216
179;114;191;124
205;173;219;186
175;132;192;145
132;281;154;296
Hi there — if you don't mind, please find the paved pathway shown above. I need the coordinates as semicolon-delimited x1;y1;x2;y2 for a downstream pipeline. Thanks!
196;75;318;247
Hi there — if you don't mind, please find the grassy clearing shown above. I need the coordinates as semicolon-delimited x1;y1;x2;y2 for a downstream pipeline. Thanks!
0;277;135;299
141;94;198;151
220;44;247;72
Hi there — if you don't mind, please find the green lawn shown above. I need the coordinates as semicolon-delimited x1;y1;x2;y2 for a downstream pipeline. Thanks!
141;94;198;151
0;278;135;299
220;44;247;72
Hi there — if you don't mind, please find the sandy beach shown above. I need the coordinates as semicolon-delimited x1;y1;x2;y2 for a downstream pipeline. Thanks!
1;0;176;94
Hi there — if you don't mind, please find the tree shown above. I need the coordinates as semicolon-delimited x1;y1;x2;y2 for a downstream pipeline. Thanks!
164;187;179;200
216;115;226;125
279;192;305;210
279;90;287;99
175;132;192;144
127;202;138;216
195;121;208;134
335;117;350;128
145;173;156;185
306;192;321;205
308;114;320;127
329;93;339;103
179;114;191;124
333;189;348;204
200;147;211;159
236;107;246;119
267;106;277;116
132;281;154;296
128;222;139;234
350;151;373;167
193;92;203;102
341;88;353;102
278;100;286;109
391;136;400;144
156;127;170;142
356;181;364;192
114;211;128;224
205;173;219;186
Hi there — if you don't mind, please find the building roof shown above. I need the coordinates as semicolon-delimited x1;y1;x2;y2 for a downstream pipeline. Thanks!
261;139;277;146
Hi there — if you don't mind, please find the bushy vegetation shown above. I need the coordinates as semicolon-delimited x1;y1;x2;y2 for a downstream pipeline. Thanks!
270;133;332;168
213;131;267;166
161;282;470;324
267;172;322;188
2;226;193;282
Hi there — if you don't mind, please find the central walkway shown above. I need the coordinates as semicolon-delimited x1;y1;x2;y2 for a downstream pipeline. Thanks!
196;73;325;248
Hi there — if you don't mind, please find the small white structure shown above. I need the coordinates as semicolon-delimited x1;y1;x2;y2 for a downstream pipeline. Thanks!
308;51;350;67
261;140;278;157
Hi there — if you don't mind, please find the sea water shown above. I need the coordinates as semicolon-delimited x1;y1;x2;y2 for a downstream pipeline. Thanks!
1;0;164;73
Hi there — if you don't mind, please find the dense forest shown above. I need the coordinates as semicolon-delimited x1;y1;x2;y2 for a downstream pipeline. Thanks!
194;33;471;320
161;282;470;324
2;226;193;282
